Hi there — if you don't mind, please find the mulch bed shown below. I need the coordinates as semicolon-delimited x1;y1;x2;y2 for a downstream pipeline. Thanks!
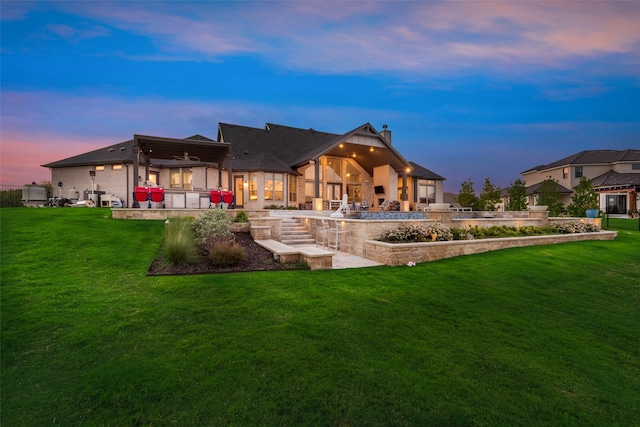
148;232;309;275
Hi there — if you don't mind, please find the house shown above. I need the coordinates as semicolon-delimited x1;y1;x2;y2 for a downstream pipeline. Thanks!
519;149;640;214
42;122;446;210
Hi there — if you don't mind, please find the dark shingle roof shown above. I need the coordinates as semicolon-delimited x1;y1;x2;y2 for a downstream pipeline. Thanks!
219;123;337;173
525;180;573;195
42;140;136;168
409;161;446;180
522;149;640;174
591;170;640;187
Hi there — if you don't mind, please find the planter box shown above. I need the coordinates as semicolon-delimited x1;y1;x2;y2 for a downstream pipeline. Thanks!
365;231;618;266
528;205;548;211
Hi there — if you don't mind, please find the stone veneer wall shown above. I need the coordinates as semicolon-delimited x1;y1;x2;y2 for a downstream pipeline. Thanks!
111;208;270;220
365;231;617;266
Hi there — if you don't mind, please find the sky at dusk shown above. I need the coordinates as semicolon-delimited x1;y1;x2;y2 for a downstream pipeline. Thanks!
2;1;639;193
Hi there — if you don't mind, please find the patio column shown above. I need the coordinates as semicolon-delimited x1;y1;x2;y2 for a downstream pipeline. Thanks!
132;145;140;208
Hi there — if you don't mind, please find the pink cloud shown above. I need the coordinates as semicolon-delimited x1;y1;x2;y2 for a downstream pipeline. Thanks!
44;1;640;76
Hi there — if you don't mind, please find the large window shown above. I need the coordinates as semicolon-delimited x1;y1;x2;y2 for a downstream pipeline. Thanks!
265;172;284;201
418;180;436;204
288;175;297;203
170;168;192;190
326;158;342;182
563;167;569;179
249;172;258;200
575;166;583;178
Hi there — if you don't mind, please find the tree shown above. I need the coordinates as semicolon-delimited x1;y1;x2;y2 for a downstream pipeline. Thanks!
478;178;501;211
536;178;564;216
456;179;478;210
567;176;599;217
507;178;528;211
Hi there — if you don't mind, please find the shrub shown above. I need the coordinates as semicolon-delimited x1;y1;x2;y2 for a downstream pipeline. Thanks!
450;227;475;240
192;209;233;249
556;221;601;234
381;223;455;242
163;217;197;265
234;210;249;223
208;239;246;267
381;224;430;242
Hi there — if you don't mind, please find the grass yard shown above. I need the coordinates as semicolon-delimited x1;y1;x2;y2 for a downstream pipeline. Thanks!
1;208;639;426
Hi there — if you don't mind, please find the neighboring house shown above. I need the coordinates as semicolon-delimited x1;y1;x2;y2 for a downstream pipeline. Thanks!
519;149;640;213
42;122;446;210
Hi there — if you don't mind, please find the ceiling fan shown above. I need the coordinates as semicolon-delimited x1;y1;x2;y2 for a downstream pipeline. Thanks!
173;152;200;162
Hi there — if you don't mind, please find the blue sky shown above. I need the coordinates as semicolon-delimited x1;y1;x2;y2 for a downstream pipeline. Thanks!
2;1;639;192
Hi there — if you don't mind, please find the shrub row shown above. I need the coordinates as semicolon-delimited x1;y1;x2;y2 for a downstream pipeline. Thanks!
381;222;602;243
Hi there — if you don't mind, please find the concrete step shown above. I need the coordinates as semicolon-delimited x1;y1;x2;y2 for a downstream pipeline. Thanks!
280;217;315;245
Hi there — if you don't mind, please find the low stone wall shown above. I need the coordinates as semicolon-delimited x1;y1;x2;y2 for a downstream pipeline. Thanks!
364;231;618;266
111;208;270;220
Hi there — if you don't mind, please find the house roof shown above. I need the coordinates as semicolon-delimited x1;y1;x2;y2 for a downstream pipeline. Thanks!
42;134;226;169
42;140;137;168
409;161;446;181
590;170;640;189
521;149;640;174
525;180;573;195
219;122;414;176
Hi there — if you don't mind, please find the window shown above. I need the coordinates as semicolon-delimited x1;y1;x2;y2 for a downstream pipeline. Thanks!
288;175;297;203
249;173;258;200
112;164;122;170
95;165;105;171
325;158;342;182
418;180;436;204
170;168;192;189
632;163;640;170
562;167;569;179
575;166;583;178
264;172;284;201
346;161;361;183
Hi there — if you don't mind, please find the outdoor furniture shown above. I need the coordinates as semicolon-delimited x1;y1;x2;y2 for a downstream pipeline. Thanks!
315;218;329;248
209;190;222;208
327;219;350;254
134;186;150;208
222;190;234;208
378;199;389;210
149;187;165;208
360;199;369;210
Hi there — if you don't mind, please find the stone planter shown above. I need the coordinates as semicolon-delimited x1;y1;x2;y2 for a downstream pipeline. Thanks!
528;205;548;211
231;222;250;232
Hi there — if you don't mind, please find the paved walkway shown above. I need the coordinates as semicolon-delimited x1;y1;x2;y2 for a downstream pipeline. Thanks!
295;244;383;269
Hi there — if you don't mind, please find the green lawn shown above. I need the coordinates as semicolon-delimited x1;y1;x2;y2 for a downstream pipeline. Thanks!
2;208;639;426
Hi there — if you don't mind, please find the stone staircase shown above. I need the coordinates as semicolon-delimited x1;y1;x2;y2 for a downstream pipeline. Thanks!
280;217;316;245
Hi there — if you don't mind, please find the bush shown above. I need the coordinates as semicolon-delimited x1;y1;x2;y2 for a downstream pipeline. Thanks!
450;227;475;240
556;221;601;234
381;224;431;242
234;210;249;223
208;239;246;267
193;209;233;249
163;217;197;265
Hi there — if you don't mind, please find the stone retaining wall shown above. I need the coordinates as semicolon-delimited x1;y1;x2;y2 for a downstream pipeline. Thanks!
364;231;618;266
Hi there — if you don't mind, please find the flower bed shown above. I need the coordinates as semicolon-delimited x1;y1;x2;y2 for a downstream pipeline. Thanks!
380;222;601;243
371;221;615;266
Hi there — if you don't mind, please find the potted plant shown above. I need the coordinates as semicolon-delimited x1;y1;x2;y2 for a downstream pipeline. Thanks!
231;210;250;232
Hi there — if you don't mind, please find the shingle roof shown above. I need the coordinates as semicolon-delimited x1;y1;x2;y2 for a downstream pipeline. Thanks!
218;123;337;173
42;140;136;168
522;149;640;174
525;180;573;195
409;161;446;180
590;170;640;187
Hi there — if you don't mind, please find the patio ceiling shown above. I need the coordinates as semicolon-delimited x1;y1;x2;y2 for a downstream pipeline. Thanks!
133;134;230;165
324;142;410;175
